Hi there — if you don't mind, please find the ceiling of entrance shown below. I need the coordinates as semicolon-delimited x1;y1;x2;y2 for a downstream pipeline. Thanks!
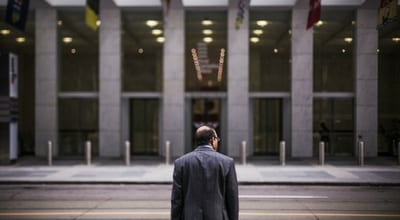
0;3;399;55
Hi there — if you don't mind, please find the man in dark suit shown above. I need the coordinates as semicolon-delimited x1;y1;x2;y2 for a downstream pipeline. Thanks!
171;125;239;220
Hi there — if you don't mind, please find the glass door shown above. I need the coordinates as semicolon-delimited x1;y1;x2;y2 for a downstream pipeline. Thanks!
59;99;98;156
252;98;282;155
313;98;354;156
130;99;159;155
191;98;221;150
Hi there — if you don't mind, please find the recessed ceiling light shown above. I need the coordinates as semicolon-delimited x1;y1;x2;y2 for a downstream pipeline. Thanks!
203;37;213;43
203;29;213;35
156;36;164;43
96;20;101;27
63;37;73;43
16;37;26;43
392;37;400;43
344;37;353;43
146;20;159;27
202;19;213;26
253;29;263;35
0;29;10;35
316;20;324;27
342;49;346;53
273;48;279;53
152;29;163;35
138;48;144;54
256;20;268;27
57;20;63;26
250;37;259;43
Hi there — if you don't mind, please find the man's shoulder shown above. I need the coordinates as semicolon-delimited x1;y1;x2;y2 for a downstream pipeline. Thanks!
175;149;234;164
174;151;195;163
214;151;234;162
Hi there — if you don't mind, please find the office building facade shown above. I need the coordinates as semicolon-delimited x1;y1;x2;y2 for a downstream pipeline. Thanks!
0;0;399;161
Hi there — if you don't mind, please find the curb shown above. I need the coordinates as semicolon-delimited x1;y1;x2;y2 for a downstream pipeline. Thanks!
1;180;400;186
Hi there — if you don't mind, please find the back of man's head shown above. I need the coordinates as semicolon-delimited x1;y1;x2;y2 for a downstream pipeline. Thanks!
195;126;215;146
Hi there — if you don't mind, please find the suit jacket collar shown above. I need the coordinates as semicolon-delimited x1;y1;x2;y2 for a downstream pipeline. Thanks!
195;145;215;152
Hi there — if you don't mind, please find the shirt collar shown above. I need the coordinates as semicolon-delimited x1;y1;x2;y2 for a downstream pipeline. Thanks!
197;144;215;151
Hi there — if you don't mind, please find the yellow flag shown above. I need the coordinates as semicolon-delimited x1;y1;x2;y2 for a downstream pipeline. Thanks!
378;0;398;28
85;0;99;30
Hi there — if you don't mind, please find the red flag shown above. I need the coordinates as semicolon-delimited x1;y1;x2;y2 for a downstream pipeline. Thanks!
306;0;321;29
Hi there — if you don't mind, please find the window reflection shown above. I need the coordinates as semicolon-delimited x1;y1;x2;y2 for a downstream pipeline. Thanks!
186;11;227;91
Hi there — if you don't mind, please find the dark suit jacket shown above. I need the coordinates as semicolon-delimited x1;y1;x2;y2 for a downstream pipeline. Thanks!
171;145;239;220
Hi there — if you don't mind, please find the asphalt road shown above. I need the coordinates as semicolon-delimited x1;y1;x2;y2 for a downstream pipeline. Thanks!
0;184;399;219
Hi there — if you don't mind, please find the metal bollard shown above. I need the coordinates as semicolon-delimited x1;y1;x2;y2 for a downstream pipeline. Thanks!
358;141;364;166
125;141;130;166
319;141;325;166
241;141;247;165
280;141;286;166
86;141;91;166
165;140;171;165
48;141;52;166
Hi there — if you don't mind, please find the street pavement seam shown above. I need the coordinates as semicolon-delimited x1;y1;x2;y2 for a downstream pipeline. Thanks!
1;161;400;185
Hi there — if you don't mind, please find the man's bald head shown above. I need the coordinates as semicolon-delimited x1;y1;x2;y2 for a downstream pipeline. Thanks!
195;126;216;146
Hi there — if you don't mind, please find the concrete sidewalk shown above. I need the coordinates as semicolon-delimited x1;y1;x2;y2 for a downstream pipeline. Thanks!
0;156;399;185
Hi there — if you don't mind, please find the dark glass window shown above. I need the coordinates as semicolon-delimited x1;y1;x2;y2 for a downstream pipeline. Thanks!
314;9;355;92
122;10;163;92
130;99;159;155
185;11;227;91
313;99;354;156
58;9;99;92
249;10;291;92
252;99;282;155
378;8;400;155
59;99;98;156
0;8;35;155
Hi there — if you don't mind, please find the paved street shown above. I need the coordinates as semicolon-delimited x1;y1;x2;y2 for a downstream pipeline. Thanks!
0;184;399;219
1;157;400;185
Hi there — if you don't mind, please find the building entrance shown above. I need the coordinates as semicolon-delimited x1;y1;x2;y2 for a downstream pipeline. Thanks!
188;98;224;152
313;98;354;156
252;98;283;155
129;99;159;155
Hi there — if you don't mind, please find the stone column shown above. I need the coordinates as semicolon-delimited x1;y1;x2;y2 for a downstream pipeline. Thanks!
227;0;249;158
355;1;378;157
291;0;313;157
162;0;185;158
35;7;58;157
99;0;121;157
